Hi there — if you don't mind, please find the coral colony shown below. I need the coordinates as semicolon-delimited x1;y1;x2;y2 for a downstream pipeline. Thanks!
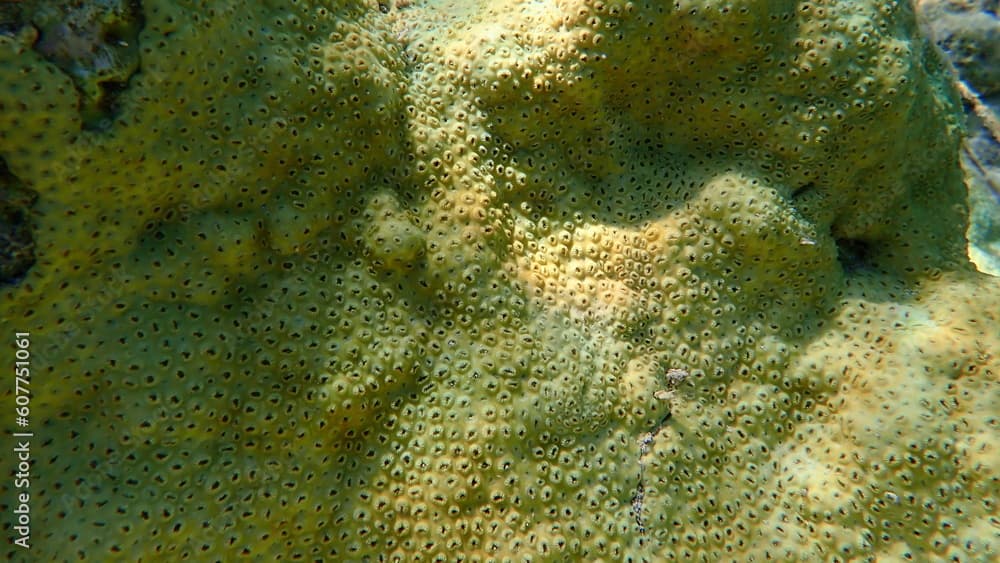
1;1;997;561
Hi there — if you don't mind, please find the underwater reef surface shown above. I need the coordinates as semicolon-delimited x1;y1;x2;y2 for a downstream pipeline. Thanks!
1;0;998;561
916;0;1000;275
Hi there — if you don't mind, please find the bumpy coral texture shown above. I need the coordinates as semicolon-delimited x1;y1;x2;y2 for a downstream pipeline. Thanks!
1;0;998;561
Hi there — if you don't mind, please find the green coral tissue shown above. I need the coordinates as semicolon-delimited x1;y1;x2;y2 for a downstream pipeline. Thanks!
1;0;998;561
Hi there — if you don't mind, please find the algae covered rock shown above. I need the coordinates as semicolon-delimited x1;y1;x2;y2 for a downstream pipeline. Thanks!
1;0;143;130
1;0;998;561
916;0;1000;275
918;0;1000;96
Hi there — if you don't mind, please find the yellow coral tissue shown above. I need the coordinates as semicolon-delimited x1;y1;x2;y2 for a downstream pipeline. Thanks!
1;1;998;561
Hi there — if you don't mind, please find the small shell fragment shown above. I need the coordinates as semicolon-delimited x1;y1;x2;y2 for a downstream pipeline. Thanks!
665;368;689;386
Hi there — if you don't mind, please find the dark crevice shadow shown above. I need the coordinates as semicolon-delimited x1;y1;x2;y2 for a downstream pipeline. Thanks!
0;158;38;286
